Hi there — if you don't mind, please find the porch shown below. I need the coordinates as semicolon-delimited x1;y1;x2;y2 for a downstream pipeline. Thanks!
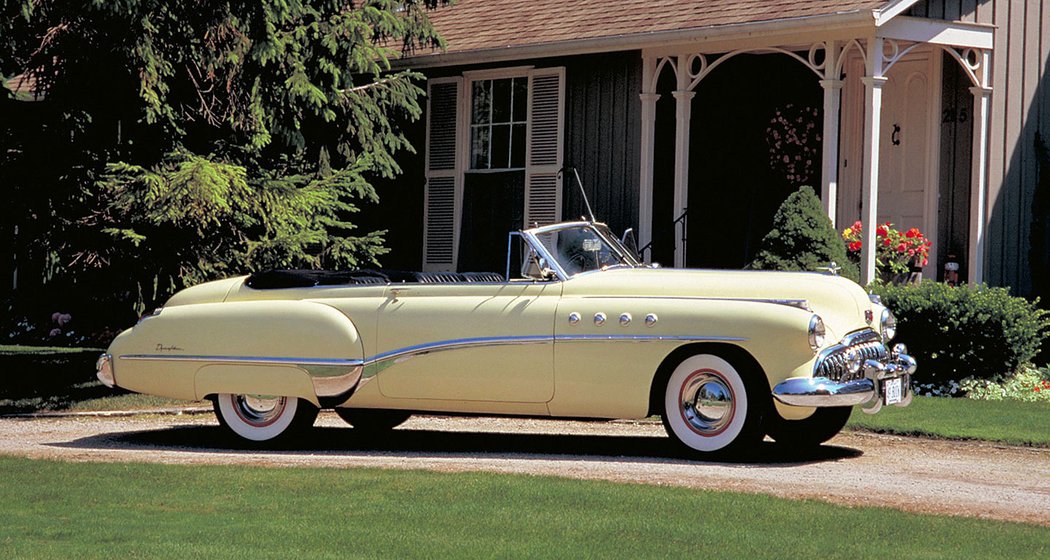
637;15;995;285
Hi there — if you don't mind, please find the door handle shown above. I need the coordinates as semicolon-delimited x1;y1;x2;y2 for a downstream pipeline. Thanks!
891;124;901;146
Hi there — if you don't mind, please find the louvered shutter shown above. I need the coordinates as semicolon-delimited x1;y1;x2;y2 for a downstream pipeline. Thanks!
423;78;463;271
524;68;565;227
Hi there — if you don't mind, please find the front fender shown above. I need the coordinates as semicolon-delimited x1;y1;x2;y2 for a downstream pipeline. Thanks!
549;297;821;418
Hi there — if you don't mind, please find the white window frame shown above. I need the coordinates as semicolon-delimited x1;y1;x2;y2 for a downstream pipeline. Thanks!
424;65;564;271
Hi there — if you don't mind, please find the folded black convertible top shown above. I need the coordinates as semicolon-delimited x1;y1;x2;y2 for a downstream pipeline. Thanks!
245;269;504;289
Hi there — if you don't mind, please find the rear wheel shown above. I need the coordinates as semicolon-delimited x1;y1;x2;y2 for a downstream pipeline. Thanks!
335;408;411;432
213;394;318;442
766;406;852;448
661;353;766;455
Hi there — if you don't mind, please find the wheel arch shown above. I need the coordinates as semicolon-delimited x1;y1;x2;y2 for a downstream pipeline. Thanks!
196;364;321;407
646;342;768;418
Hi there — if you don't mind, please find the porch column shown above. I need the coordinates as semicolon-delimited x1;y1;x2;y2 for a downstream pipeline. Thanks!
859;37;886;285
672;62;694;268
968;49;992;285
638;56;659;262
819;40;843;227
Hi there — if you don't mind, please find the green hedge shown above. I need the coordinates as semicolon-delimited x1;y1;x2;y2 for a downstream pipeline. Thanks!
871;282;1050;383
0;346;107;414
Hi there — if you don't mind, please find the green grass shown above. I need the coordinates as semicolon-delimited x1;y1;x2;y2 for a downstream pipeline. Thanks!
0;456;1045;559
0;344;103;355
847;396;1050;446
0;345;197;414
65;393;205;411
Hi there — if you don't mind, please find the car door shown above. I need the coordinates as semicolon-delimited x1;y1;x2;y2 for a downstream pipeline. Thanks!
374;281;560;403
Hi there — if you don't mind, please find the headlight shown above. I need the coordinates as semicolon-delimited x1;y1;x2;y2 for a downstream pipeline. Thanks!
808;315;826;352
880;307;896;342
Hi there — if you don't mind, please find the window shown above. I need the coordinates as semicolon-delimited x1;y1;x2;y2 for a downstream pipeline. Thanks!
470;77;528;170
424;68;565;272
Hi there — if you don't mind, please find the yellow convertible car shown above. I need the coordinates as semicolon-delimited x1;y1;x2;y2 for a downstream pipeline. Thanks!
97;221;915;455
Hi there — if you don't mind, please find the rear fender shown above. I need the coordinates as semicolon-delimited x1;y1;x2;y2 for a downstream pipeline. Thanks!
196;365;320;407
110;300;364;404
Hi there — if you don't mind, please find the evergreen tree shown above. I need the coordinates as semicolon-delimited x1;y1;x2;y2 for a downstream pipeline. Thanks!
749;186;860;282
1;0;448;316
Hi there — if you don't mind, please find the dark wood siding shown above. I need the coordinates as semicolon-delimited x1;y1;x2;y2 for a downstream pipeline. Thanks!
356;115;426;271
396;52;642;269
911;0;1050;296
562;53;642;235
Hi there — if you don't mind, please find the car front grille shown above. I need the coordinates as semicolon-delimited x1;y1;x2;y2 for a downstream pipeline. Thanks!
814;329;886;382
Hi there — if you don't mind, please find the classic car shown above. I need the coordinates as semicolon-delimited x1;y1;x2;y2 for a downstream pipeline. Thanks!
96;220;916;455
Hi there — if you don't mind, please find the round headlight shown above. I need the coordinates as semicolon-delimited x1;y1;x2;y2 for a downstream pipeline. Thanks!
808;315;826;352
880;307;896;342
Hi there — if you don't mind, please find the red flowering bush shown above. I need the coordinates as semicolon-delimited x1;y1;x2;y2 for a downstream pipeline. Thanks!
841;221;931;278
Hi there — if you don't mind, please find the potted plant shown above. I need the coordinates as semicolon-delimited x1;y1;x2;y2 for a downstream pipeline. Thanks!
841;221;931;284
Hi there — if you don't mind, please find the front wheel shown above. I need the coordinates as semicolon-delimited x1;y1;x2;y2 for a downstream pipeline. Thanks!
661;353;766;455
765;406;852;448
213;394;319;442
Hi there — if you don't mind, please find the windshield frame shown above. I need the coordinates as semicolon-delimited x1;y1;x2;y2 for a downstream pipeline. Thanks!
520;221;642;281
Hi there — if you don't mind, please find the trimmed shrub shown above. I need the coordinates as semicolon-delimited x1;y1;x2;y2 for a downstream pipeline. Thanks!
749;186;860;282
871;282;1050;383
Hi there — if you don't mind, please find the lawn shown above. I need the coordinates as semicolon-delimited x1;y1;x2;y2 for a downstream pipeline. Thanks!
0;345;195;413
0;344;103;355
0;456;1045;559
846;395;1050;446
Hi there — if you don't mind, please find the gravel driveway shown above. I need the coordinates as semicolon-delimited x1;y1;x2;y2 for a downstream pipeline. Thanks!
1;411;1047;526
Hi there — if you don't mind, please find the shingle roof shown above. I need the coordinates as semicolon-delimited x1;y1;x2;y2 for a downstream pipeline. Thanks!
425;0;890;56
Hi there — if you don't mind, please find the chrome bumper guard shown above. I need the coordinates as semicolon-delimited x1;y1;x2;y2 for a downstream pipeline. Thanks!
772;345;916;414
96;353;115;388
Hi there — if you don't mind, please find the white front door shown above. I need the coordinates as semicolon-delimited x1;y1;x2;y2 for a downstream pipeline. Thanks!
876;53;941;274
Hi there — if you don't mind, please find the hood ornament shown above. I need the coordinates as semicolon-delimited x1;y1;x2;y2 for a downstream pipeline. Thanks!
818;261;842;276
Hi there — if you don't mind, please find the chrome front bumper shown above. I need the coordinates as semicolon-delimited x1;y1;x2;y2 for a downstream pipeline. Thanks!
772;346;916;414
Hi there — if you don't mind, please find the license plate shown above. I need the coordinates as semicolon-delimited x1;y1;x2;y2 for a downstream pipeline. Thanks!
884;377;903;405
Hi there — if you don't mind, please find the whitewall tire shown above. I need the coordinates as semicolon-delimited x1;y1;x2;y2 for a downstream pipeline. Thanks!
213;394;318;442
661;353;764;454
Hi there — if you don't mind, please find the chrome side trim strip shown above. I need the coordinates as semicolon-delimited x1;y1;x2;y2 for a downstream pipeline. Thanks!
555;334;745;343
121;354;364;367
572;295;811;310
120;334;746;393
359;335;552;379
121;354;364;397
358;334;744;378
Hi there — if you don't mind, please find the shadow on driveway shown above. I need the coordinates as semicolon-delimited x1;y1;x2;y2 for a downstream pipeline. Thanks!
48;423;863;468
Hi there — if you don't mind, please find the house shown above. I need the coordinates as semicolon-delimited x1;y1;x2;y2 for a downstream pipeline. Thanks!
367;0;1050;298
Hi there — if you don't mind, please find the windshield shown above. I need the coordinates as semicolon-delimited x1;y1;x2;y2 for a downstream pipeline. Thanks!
525;222;640;278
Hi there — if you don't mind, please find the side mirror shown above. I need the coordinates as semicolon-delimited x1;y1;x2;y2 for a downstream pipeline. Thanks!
620;228;641;261
538;257;558;280
521;250;556;281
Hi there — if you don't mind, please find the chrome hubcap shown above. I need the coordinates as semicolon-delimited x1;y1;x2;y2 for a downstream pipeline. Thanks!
234;395;287;427
680;371;735;436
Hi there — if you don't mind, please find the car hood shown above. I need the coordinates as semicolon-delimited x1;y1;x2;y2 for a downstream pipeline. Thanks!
561;268;874;341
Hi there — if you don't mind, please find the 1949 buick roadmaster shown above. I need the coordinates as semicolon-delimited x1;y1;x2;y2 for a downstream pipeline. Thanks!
96;220;916;455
